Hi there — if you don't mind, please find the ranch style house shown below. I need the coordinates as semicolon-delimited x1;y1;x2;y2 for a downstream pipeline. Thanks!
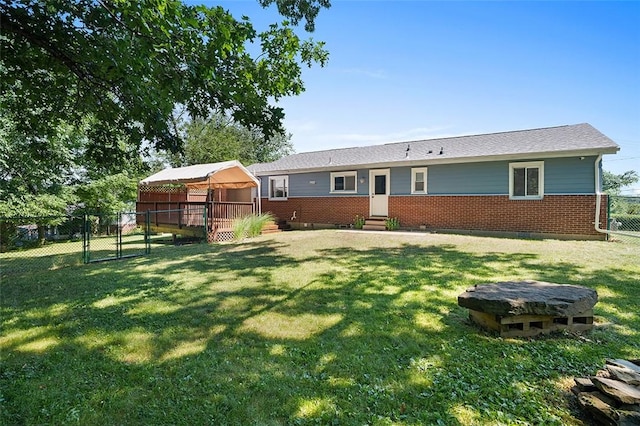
248;123;619;240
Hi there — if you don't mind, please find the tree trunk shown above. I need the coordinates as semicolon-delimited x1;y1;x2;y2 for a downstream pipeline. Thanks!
38;224;46;246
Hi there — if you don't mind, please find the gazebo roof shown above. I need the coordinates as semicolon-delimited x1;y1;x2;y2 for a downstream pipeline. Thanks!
140;160;258;189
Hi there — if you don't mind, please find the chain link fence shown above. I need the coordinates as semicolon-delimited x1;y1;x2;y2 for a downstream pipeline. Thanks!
1;215;84;278
608;195;640;244
1;213;154;279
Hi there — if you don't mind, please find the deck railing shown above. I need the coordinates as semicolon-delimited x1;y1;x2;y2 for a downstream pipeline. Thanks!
136;201;255;230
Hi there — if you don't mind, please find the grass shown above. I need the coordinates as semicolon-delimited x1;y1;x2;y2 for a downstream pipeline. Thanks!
0;232;173;277
1;230;639;425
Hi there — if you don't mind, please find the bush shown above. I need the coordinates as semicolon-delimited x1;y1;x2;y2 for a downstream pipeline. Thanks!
232;213;274;240
385;217;400;230
353;215;365;229
610;214;640;231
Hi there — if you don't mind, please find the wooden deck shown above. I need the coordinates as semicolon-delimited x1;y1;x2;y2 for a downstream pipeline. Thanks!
136;200;255;242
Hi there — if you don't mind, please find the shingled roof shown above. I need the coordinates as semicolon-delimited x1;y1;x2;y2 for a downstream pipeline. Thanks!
249;123;618;174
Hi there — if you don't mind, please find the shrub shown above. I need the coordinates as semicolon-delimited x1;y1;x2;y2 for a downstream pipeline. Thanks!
610;214;640;231
232;213;274;240
353;215;365;229
385;217;400;230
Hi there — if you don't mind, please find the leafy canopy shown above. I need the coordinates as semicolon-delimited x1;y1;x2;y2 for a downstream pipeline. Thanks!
169;113;293;167
0;114;80;217
603;170;639;195
0;111;144;217
0;0;329;159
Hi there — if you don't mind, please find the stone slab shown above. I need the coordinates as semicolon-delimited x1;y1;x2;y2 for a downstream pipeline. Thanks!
592;377;640;405
606;365;640;386
457;280;598;316
608;359;640;374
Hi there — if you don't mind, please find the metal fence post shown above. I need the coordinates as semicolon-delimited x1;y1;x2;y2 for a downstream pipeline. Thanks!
203;204;208;241
117;212;122;259
145;210;151;255
607;194;611;231
82;214;90;264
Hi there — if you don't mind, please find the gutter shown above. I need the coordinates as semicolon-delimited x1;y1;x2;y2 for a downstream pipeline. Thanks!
253;150;617;177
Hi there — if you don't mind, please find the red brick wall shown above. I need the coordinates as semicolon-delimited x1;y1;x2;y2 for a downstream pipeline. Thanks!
389;195;607;236
262;197;368;224
261;195;608;238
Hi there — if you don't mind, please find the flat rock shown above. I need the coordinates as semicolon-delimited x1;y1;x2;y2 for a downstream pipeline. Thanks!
575;377;597;392
457;281;598;316
577;391;619;426
606;365;640;386
608;359;640;374
592;377;640;405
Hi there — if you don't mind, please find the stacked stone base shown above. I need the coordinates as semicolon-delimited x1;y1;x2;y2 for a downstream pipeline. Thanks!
468;309;594;338
458;281;598;338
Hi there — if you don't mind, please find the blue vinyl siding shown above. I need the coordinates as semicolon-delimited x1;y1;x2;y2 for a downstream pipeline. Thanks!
544;157;595;193
260;169;369;197
425;162;506;195
260;156;597;197
390;167;410;194
290;172;330;196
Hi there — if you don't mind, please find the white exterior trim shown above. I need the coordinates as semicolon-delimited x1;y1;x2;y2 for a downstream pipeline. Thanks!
268;175;289;201
251;150;614;177
411;167;428;194
330;171;358;194
509;161;544;200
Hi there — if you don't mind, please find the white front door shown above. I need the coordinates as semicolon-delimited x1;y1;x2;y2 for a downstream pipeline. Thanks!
369;169;390;217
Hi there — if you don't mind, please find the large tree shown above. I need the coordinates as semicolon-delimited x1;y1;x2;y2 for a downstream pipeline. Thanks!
0;0;329;161
0;109;147;212
603;170;639;195
170;113;293;167
0;114;81;215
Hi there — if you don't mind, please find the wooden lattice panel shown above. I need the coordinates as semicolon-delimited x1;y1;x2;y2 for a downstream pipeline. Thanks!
208;229;235;243
215;231;235;242
138;185;186;193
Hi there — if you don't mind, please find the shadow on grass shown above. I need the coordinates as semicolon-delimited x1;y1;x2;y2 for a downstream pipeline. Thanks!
1;235;638;424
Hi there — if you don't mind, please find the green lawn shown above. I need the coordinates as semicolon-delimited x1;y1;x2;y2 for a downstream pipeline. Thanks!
1;230;639;425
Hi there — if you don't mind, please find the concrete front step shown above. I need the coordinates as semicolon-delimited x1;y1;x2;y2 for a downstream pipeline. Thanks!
362;217;388;231
261;220;284;235
362;224;386;231
261;229;283;234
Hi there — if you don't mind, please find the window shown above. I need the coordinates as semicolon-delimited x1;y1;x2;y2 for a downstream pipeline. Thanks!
268;175;288;200
509;161;544;199
411;167;428;194
330;171;357;193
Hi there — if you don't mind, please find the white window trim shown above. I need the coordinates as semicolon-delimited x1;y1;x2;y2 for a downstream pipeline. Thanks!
268;175;289;201
411;167;428;194
509;161;544;200
330;171;358;194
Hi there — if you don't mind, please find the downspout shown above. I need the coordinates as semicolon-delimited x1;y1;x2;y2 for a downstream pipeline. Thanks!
594;155;606;234
257;178;262;215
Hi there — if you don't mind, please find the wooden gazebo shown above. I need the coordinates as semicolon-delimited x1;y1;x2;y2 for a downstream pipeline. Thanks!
136;160;260;241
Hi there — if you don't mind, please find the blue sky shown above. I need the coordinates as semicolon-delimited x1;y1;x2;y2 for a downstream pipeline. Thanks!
214;1;640;191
